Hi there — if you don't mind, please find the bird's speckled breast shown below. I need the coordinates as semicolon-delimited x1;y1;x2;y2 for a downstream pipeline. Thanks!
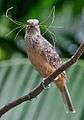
25;34;54;77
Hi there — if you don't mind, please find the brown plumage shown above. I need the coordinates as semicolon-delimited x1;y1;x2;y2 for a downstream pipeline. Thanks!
25;19;75;113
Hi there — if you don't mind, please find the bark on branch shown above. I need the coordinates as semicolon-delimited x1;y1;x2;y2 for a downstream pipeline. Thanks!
0;42;84;118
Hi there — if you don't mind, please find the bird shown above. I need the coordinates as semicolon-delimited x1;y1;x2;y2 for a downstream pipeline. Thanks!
25;19;75;113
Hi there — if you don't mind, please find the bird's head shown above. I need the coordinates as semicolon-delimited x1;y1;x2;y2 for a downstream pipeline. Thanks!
26;19;40;34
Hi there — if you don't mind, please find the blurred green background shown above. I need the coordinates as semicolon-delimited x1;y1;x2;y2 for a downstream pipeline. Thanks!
0;0;84;120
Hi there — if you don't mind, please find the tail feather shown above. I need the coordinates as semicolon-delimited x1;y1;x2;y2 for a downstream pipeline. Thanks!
61;84;75;113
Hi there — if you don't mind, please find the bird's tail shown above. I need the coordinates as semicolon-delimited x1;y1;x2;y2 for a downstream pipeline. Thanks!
61;84;75;113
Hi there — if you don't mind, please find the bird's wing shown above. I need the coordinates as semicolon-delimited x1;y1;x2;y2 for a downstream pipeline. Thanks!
37;35;67;80
39;35;61;69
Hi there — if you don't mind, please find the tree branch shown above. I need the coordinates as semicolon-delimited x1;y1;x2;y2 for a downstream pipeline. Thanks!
0;42;84;117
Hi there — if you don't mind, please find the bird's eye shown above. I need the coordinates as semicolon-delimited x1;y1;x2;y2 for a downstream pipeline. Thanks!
37;22;39;25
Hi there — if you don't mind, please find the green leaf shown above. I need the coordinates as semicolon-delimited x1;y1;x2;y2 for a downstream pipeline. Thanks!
0;58;84;120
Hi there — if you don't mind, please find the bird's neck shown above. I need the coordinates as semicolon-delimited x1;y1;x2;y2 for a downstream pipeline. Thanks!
26;28;41;36
28;31;40;36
